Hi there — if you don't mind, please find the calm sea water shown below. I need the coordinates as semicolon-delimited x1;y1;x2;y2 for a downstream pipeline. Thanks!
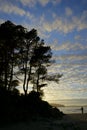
51;99;87;114
58;106;87;114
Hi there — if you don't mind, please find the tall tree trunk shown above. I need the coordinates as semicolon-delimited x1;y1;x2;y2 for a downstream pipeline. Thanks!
23;62;27;95
8;52;14;90
26;65;31;92
4;51;8;88
37;70;40;92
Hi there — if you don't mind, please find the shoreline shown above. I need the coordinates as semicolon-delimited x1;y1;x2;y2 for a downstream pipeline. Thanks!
57;106;87;114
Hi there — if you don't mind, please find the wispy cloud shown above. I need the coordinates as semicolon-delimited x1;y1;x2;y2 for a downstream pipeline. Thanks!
18;0;61;7
0;19;5;24
0;0;87;100
41;9;87;33
0;2;26;16
51;0;62;5
0;0;87;35
65;7;73;16
17;0;36;7
52;54;87;63
72;10;87;31
38;0;50;6
74;35;82;40
51;41;87;51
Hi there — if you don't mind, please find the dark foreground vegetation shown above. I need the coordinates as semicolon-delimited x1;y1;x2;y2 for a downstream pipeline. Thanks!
0;87;64;126
0;21;64;127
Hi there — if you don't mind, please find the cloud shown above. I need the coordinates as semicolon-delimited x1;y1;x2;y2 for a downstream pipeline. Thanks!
72;10;87;31
44;65;87;100
48;62;87;92
22;14;51;39
74;35;82;40
47;46;87;98
74;35;87;42
0;2;26;16
0;0;86;35
38;0;50;6
42;17;74;33
41;9;87;34
52;54;87;64
51;41;87;51
51;0;62;5
65;7;73;16
18;0;36;7
52;13;57;19
0;19;5;24
19;0;61;7
0;0;87;100
0;1;36;29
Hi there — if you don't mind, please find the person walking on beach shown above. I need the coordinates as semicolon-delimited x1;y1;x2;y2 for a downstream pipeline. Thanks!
81;107;84;114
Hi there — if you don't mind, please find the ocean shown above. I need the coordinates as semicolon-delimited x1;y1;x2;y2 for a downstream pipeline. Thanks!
50;99;87;114
58;106;87;114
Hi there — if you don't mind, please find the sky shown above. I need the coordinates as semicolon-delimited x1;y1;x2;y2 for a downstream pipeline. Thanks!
0;0;87;102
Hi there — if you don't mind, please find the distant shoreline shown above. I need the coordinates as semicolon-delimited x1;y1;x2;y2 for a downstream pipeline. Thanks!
51;103;87;107
51;103;65;107
49;99;87;108
59;105;87;107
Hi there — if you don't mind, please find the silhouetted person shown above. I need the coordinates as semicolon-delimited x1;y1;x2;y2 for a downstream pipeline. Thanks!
81;107;84;114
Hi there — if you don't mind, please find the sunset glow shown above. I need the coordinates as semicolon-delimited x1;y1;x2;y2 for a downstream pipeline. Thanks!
0;0;87;101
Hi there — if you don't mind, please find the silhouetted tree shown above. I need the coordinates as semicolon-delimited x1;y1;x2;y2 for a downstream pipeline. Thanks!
0;21;64;125
0;21;16;88
0;21;26;90
18;29;39;95
0;20;62;96
30;40;52;93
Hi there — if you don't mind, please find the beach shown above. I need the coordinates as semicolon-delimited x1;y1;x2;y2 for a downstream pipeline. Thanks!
1;113;87;130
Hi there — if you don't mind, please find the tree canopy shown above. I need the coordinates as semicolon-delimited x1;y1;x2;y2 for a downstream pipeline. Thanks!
0;20;62;95
0;21;64;125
